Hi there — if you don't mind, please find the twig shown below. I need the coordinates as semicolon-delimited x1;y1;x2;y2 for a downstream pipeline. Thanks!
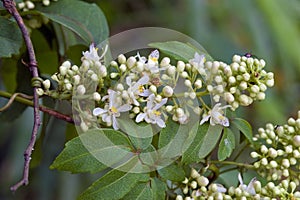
0;91;74;123
0;92;33;111
2;0;41;192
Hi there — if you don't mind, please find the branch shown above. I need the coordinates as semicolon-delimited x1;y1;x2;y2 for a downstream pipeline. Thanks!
2;0;41;192
0;91;74;123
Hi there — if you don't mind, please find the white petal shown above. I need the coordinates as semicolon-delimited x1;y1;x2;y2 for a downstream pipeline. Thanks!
118;104;132;112
153;98;168;110
200;115;210;125
140;89;151;97
112;115;119;130
126;76;132;86
93;107;106;116
156;118;166;128
137;75;150;85
238;173;244;185
136;113;146;123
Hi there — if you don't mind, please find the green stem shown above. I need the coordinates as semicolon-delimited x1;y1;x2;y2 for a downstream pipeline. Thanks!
0;90;74;123
209;160;254;169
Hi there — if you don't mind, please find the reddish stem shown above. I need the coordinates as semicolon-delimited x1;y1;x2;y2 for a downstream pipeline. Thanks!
2;0;41;192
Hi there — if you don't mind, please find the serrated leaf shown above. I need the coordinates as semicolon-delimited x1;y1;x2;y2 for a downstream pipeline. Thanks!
149;41;213;62
37;0;109;45
181;123;209;164
121;182;152;200
0;16;23;57
118;117;153;150
198;124;223;159
151;178;167;200
157;163;185;182
78;169;149;200
50;128;132;174
218;128;235;161
231;118;253;144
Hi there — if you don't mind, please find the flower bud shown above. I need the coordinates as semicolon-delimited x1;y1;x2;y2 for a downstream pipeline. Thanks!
176;108;185;118
160;57;170;67
167;65;176;76
189;92;196;99
149;85;157;93
190;181;197;189
282;159;290;168
224;92;234;103
197;176;209;187
250;152;259;158
119;64;127;72
133;107;140;114
26;1;35;9
194;79;202;88
36;88;44;96
118;54;126;64
239;81;248;90
155;95;162;102
65;83;72;91
91;74;99;82
176;195;183;200
110;60;118;67
293;135;300;147
126;56;136;68
80;122;89;132
59;66;67;76
232;55;241;63
43;79;51;90
77;85;86;95
257;92;265;100
268;148;278;158
266;79;274;87
181;71;188;78
269;160;278;168
110;72;119;79
71;65;79;71
93;92;101;101
177;61;185;72
162;86;173;97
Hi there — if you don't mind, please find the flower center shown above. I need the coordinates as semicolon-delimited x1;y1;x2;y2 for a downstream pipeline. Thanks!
153;110;161;116
110;106;118;114
138;85;144;93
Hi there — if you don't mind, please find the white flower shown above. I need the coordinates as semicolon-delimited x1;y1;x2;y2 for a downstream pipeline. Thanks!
126;75;150;106
238;173;256;195
82;43;100;62
189;52;206;75
200;103;230;127
93;89;132;130
136;94;167;128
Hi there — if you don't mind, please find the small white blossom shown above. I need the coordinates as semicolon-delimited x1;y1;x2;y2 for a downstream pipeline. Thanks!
189;52;206;75
200;103;231;127
136;94;167;128
238;173;257;195
126;75;150;105
93;89;132;130
83;44;100;62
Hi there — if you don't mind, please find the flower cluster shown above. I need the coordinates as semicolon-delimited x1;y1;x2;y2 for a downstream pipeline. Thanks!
175;168;300;199
251;110;300;184
41;45;274;131
38;44;107;101
203;54;274;110
18;0;58;11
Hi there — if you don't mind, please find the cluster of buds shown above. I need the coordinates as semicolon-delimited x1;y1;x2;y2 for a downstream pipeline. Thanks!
18;0;58;11
251;110;300;183
38;44;107;102
175;168;300;199
204;54;274;110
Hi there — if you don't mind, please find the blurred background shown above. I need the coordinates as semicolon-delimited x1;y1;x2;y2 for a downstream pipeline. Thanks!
1;0;300;199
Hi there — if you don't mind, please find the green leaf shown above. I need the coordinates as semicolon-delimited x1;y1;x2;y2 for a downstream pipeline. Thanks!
231;118;253;144
78;169;149;200
50;128;132;173
181;123;209;164
0;56;33;122
198;124;223;159
218;128;235;161
149;41;213;62
121;182;152;200
37;0;109;45
0;16;23;57
158;118;180;148
157;163;185;182
151;178;167;200
118;117;153;150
